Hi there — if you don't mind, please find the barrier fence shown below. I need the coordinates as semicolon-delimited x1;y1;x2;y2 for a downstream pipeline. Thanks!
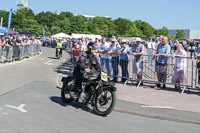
67;49;200;94
0;44;42;63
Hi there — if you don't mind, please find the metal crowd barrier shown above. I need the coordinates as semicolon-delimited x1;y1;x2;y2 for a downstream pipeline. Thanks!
0;44;41;63
67;49;198;94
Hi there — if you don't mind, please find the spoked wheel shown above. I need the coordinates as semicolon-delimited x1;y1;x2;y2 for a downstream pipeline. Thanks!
61;77;75;103
93;87;116;116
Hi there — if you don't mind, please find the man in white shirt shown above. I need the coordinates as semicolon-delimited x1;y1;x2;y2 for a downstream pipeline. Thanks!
99;38;111;75
147;38;153;65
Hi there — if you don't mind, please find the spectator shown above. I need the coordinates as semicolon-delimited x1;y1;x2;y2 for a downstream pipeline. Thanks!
154;36;171;88
196;45;200;87
99;38;111;76
79;39;87;53
0;36;5;62
71;40;80;67
154;39;159;50
151;38;156;54
4;37;13;62
130;37;144;85
190;40;196;58
171;44;187;89
147;38;153;65
108;39;121;82
83;37;90;48
118;40;129;83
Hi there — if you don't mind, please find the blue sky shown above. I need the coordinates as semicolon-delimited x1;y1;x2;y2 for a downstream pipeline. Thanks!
1;0;199;30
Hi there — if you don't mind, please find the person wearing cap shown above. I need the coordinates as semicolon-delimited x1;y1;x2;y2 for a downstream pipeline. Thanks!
129;37;144;85
71;40;81;67
108;39;121;82
118;39;129;83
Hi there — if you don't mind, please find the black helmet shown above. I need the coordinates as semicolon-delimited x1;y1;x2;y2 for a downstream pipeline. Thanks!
87;42;98;50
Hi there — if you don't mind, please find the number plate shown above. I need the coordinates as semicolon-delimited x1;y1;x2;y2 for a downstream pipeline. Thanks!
101;72;108;82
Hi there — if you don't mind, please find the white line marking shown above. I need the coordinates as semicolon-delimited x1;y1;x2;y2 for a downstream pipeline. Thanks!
141;105;173;109
5;104;27;113
44;60;52;65
46;63;54;66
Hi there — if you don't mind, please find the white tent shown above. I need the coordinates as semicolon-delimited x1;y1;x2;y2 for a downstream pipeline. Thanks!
51;32;72;38
72;33;102;41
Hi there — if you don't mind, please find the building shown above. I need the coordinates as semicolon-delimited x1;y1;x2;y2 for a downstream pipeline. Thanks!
74;14;110;19
16;0;28;10
169;29;200;39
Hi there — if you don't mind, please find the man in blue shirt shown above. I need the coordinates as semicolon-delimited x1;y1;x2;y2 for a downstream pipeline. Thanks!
154;36;171;89
196;46;200;87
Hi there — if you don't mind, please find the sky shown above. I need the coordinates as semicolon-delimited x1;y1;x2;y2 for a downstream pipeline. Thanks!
0;0;199;30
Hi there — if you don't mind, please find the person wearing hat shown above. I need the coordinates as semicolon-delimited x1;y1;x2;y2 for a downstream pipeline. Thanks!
108;39;121;82
118;39;129;83
129;37;144;85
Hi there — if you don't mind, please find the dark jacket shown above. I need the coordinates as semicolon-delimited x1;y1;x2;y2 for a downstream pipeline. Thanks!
74;51;101;73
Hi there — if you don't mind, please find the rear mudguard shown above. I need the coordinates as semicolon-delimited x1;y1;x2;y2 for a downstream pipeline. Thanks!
61;74;74;83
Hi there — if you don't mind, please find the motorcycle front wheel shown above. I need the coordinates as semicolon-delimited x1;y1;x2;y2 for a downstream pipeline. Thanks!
93;87;116;116
61;77;74;103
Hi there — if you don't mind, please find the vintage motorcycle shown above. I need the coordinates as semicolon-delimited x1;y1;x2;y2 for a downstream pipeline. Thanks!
61;70;117;116
56;48;62;59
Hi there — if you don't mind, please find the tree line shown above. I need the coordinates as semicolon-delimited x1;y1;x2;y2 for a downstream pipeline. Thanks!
0;8;185;40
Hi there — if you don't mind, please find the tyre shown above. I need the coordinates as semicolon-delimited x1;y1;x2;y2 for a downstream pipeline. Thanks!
93;87;116;116
61;77;74;103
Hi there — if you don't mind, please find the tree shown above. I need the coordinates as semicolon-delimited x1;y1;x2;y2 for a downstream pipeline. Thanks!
70;15;88;34
0;10;9;27
92;17;111;37
114;18;139;37
134;20;155;38
176;29;185;39
158;26;169;36
35;11;58;28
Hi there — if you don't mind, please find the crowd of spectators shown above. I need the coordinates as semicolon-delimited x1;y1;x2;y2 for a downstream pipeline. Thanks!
0;35;42;63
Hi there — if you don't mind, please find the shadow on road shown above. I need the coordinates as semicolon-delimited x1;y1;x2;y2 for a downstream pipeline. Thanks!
53;58;73;75
50;96;96;115
47;57;59;60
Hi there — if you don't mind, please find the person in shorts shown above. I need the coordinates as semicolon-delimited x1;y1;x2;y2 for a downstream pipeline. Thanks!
129;37;144;85
154;36;171;89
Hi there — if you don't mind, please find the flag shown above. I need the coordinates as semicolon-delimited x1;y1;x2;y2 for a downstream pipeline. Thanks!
7;8;13;33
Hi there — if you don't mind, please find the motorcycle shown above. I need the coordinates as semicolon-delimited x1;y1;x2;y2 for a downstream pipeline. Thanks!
61;70;117;116
56;48;62;59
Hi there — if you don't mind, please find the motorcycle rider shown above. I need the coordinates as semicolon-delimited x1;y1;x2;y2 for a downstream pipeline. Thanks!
72;42;101;91
56;39;63;57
